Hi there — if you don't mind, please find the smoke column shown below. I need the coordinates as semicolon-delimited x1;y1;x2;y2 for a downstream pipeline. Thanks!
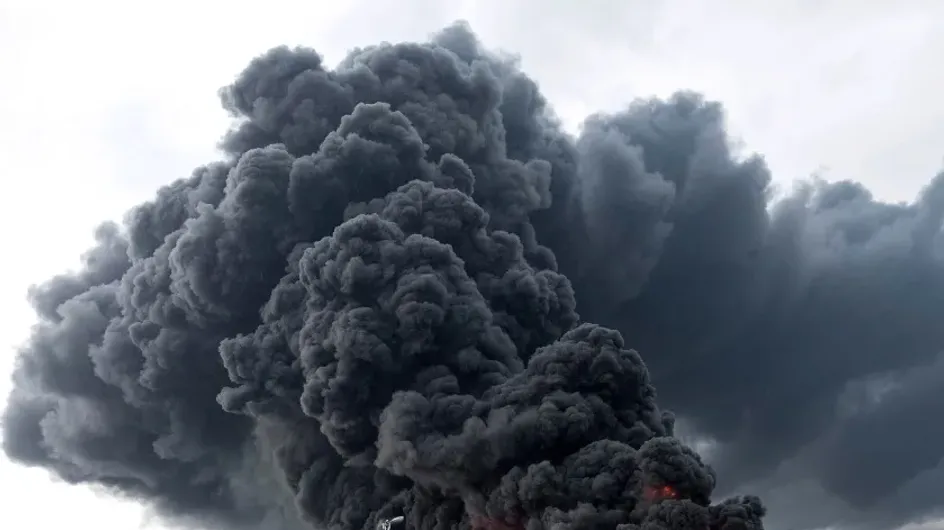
2;21;942;530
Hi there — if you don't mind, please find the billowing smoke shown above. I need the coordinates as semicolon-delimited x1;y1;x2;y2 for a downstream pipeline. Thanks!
2;21;942;530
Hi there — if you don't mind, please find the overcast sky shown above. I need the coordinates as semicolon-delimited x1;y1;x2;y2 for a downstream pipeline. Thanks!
1;1;943;529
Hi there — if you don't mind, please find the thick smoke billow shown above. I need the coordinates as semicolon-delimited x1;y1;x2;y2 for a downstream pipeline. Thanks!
3;21;943;530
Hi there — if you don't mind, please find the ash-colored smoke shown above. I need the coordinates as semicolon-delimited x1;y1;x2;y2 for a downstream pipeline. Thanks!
3;21;942;530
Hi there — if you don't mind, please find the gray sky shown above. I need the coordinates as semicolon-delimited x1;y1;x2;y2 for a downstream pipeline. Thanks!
1;1;943;529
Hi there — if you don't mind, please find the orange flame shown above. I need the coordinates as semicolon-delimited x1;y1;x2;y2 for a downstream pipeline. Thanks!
644;484;679;502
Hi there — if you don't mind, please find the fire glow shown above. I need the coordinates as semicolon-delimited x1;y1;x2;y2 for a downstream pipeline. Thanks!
645;484;680;502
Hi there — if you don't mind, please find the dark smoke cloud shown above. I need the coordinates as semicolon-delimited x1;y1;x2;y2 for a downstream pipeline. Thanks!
2;21;942;530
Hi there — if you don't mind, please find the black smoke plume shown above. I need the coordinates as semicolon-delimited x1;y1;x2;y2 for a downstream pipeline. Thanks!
2;21;941;530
